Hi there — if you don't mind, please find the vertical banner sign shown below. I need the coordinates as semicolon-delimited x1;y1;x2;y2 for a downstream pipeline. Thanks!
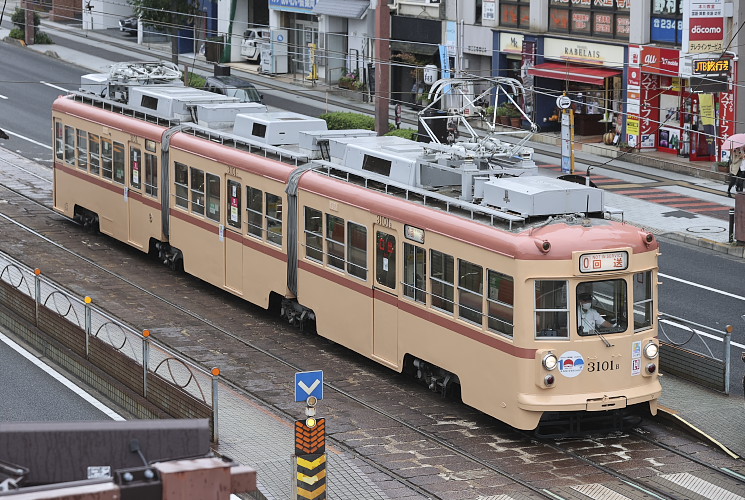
626;45;641;147
521;41;537;115
639;73;660;149
717;60;736;161
683;0;725;54
560;112;574;174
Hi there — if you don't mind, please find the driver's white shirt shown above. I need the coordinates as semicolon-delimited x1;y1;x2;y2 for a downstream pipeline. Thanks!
579;307;605;333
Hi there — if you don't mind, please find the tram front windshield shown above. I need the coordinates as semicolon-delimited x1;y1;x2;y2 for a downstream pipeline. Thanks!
576;279;627;335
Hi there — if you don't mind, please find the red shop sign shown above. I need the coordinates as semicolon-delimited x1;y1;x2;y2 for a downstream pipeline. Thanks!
641;47;680;77
690;17;724;42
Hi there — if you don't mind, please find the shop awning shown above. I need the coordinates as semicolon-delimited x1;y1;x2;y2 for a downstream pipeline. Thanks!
528;63;620;86
313;0;369;19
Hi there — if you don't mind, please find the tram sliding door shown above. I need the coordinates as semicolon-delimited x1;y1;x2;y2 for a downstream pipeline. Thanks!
372;227;399;368
224;178;243;294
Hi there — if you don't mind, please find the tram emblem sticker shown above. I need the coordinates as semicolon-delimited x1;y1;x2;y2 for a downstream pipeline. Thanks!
558;351;585;378
631;341;642;376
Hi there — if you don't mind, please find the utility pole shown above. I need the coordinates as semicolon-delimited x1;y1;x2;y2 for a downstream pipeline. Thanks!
374;1;390;136
23;0;34;46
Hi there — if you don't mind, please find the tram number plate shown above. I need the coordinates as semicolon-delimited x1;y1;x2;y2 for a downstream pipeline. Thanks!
586;396;627;411
579;251;628;273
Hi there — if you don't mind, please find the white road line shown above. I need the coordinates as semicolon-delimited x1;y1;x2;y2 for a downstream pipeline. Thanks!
2;129;52;149
0;330;125;421
659;272;745;301
40;81;70;92
661;319;745;350
0;94;8;99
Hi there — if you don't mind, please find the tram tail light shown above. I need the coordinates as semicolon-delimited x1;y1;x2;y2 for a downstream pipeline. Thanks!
544;374;555;387
646;363;656;374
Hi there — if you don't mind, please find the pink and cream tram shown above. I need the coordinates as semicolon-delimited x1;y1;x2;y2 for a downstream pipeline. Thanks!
52;73;661;431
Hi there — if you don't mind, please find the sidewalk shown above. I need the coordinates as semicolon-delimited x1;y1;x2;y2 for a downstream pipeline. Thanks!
2;15;745;490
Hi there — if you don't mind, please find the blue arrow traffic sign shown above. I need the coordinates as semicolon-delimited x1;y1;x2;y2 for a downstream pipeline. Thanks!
295;370;323;402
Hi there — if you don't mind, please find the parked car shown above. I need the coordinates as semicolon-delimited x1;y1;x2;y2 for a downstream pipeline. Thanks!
204;75;264;104
240;28;270;63
119;16;137;36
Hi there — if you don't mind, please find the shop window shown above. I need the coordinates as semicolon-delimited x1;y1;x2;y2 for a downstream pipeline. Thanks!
430;250;454;314
347;222;367;280
549;0;629;40
130;148;142;190
650;1;682;45
76;130;88;171
500;0;530;29
174;162;188;208
403;243;426;303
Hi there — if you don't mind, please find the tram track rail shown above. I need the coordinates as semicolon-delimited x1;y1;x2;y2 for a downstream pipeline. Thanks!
0;160;743;498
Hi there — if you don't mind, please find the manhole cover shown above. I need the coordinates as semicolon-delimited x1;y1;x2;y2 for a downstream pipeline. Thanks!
685;226;726;233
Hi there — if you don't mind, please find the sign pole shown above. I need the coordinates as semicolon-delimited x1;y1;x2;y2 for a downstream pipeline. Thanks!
557;94;574;174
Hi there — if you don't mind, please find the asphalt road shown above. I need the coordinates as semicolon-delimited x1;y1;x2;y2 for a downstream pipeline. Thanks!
0;332;119;421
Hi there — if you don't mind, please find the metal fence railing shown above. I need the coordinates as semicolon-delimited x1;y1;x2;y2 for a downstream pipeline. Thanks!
658;312;734;394
0;251;219;441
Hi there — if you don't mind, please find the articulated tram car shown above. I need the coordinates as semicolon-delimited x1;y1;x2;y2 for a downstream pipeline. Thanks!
52;75;661;431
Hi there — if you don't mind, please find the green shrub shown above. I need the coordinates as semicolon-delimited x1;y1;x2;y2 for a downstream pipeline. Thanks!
11;7;40;30
185;72;206;88
9;28;24;40
385;128;418;140
320;112;376;131
34;31;53;44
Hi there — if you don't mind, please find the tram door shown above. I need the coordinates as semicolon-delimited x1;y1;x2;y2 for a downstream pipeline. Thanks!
372;227;399;367
224;178;243;294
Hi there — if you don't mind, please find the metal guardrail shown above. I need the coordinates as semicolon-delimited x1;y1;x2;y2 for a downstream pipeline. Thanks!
0;252;220;441
658;312;734;394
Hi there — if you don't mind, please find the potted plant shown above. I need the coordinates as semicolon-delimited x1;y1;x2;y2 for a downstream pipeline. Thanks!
338;69;360;90
507;105;522;128
496;106;510;126
617;142;637;153
716;161;730;173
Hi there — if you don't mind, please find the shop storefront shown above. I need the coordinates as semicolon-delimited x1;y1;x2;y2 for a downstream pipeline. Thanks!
268;0;319;76
527;37;624;135
627;45;736;162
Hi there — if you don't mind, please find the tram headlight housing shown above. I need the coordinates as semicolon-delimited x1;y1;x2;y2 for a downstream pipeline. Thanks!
644;342;659;360
542;353;558;371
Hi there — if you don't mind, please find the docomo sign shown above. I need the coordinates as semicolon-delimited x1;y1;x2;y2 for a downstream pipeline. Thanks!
690;17;724;41
641;46;680;76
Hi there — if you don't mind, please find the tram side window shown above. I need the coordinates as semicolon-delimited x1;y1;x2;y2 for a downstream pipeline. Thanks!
304;207;323;261
488;270;514;337
113;142;125;184
375;231;396;289
101;139;113;180
403;243;426;303
347;222;367;280
430;250;454;314
190;167;205;215
247;186;263;238
145;154;158;197
633;271;653;331
459;260;483;326
265;193;282;246
227;180;241;229
64;126;75;165
89;134;100;175
326;215;345;270
206;173;220;222
130;148;142;189
174;162;188;208
535;280;568;338
55;122;64;160
76;130;88;171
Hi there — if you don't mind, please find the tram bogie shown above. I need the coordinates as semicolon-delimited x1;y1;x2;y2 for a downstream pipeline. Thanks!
52;72;662;432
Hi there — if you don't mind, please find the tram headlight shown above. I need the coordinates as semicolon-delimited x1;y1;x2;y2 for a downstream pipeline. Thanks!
644;342;659;360
542;353;558;371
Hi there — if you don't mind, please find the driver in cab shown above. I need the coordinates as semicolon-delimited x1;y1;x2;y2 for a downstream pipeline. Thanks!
577;293;612;334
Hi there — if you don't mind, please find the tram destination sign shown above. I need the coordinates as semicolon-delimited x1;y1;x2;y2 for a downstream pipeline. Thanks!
579;251;628;273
